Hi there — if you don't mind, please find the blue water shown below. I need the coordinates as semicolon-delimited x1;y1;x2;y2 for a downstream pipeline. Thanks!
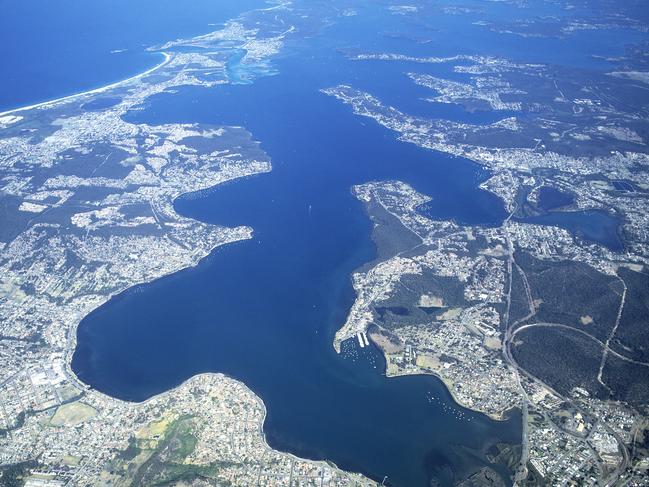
523;185;622;251
0;0;263;110
521;210;623;252
537;186;575;211
72;12;521;486
4;0;643;485
74;67;517;486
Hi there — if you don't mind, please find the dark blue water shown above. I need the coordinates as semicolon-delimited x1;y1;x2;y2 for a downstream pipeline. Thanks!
70;12;524;486
521;210;623;252
525;186;625;250
537;186;575;211
73;60;517;487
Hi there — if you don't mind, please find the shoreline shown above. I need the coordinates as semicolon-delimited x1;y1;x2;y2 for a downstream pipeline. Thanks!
65;168;274;399
105;371;374;484
336;189;517;425
7;18;509;483
381;349;514;423
2;38;360;480
62;223;255;399
0;52;171;118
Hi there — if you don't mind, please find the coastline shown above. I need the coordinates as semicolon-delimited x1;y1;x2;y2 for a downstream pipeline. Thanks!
379;344;514;423
4;10;514;483
7;47;371;478
114;371;374;484
65;168;275;399
0;23;374;483
335;187;517;425
0;42;272;404
62;224;256;399
0;52;171;118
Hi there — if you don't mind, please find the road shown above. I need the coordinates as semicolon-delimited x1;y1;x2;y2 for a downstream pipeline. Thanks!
500;229;632;485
